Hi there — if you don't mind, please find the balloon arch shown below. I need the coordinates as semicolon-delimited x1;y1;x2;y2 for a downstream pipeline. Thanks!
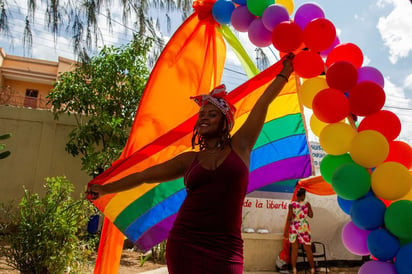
214;0;412;272
91;1;412;273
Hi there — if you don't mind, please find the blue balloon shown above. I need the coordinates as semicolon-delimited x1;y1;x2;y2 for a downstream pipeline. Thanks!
232;0;247;5
367;228;400;261
395;243;412;274
337;196;353;215
212;0;236;25
350;196;386;230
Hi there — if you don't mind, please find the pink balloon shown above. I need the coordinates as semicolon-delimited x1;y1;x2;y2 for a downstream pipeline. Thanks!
357;66;385;88
231;5;256;32
294;3;325;30
261;4;290;31
248;18;272;47
341;221;371;256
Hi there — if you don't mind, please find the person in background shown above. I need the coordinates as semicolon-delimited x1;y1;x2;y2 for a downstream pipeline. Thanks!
285;188;315;274
88;54;295;273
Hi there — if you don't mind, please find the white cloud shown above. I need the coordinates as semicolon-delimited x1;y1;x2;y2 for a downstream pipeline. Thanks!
384;78;410;107
404;73;412;91
376;0;412;63
382;77;412;143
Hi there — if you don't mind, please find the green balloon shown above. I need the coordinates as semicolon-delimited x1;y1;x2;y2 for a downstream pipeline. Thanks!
331;163;371;200
384;200;412;240
320;153;354;183
246;0;275;17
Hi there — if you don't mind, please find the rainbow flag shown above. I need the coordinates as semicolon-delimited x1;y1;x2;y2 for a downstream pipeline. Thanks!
90;63;312;252
89;3;311;271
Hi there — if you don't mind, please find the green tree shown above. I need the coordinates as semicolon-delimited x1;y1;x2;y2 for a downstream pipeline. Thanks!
46;34;152;176
0;0;192;61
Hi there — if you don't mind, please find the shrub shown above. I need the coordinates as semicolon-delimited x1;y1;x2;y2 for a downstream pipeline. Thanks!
0;176;98;273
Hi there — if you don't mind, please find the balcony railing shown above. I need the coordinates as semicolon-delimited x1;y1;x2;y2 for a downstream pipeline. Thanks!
0;87;51;110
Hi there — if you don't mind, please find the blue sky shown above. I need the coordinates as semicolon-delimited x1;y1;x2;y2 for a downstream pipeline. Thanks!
1;0;411;143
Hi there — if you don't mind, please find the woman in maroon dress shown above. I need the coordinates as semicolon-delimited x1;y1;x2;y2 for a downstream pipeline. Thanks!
88;54;294;273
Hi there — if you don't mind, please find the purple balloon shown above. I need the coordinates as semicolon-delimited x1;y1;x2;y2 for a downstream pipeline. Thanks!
357;66;385;88
320;36;340;58
341;221;371;256
231;5;256;32
359;261;396;274
294;3;325;30
248;18;272;47
261;4;290;31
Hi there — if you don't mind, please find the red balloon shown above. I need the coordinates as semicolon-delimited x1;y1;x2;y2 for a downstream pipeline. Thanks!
326;61;358;91
293;51;324;78
326;43;363;68
379;197;392;207
312;88;350;123
358;110;401;141
385;141;412;169
348;81;385;116
303;18;336;52
272;21;303;53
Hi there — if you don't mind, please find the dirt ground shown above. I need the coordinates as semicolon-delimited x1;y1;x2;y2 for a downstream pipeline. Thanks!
1;248;360;274
0;248;166;274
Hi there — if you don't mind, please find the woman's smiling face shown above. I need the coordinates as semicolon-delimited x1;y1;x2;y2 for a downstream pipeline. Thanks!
197;103;225;137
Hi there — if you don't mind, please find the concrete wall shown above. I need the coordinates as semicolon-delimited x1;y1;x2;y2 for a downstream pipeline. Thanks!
241;194;360;270
0;105;91;203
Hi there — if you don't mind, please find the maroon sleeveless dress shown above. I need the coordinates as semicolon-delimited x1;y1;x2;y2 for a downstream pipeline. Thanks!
166;150;249;273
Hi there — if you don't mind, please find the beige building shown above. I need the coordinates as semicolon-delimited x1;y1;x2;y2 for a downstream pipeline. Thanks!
0;48;91;202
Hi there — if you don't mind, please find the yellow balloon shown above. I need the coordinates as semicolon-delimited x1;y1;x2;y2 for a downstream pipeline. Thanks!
371;162;412;201
276;0;294;15
349;130;389;168
319;122;356;155
400;184;412;201
299;76;328;109
310;114;329;137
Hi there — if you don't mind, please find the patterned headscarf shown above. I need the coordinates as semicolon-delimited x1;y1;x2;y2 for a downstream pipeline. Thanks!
191;84;236;131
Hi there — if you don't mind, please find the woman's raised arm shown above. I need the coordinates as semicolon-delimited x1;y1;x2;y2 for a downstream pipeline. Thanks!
233;54;294;154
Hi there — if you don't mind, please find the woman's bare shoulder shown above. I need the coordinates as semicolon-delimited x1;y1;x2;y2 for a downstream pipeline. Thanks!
176;151;197;166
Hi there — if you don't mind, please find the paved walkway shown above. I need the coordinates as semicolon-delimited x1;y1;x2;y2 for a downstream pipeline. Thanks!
140;269;281;274
139;266;359;274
